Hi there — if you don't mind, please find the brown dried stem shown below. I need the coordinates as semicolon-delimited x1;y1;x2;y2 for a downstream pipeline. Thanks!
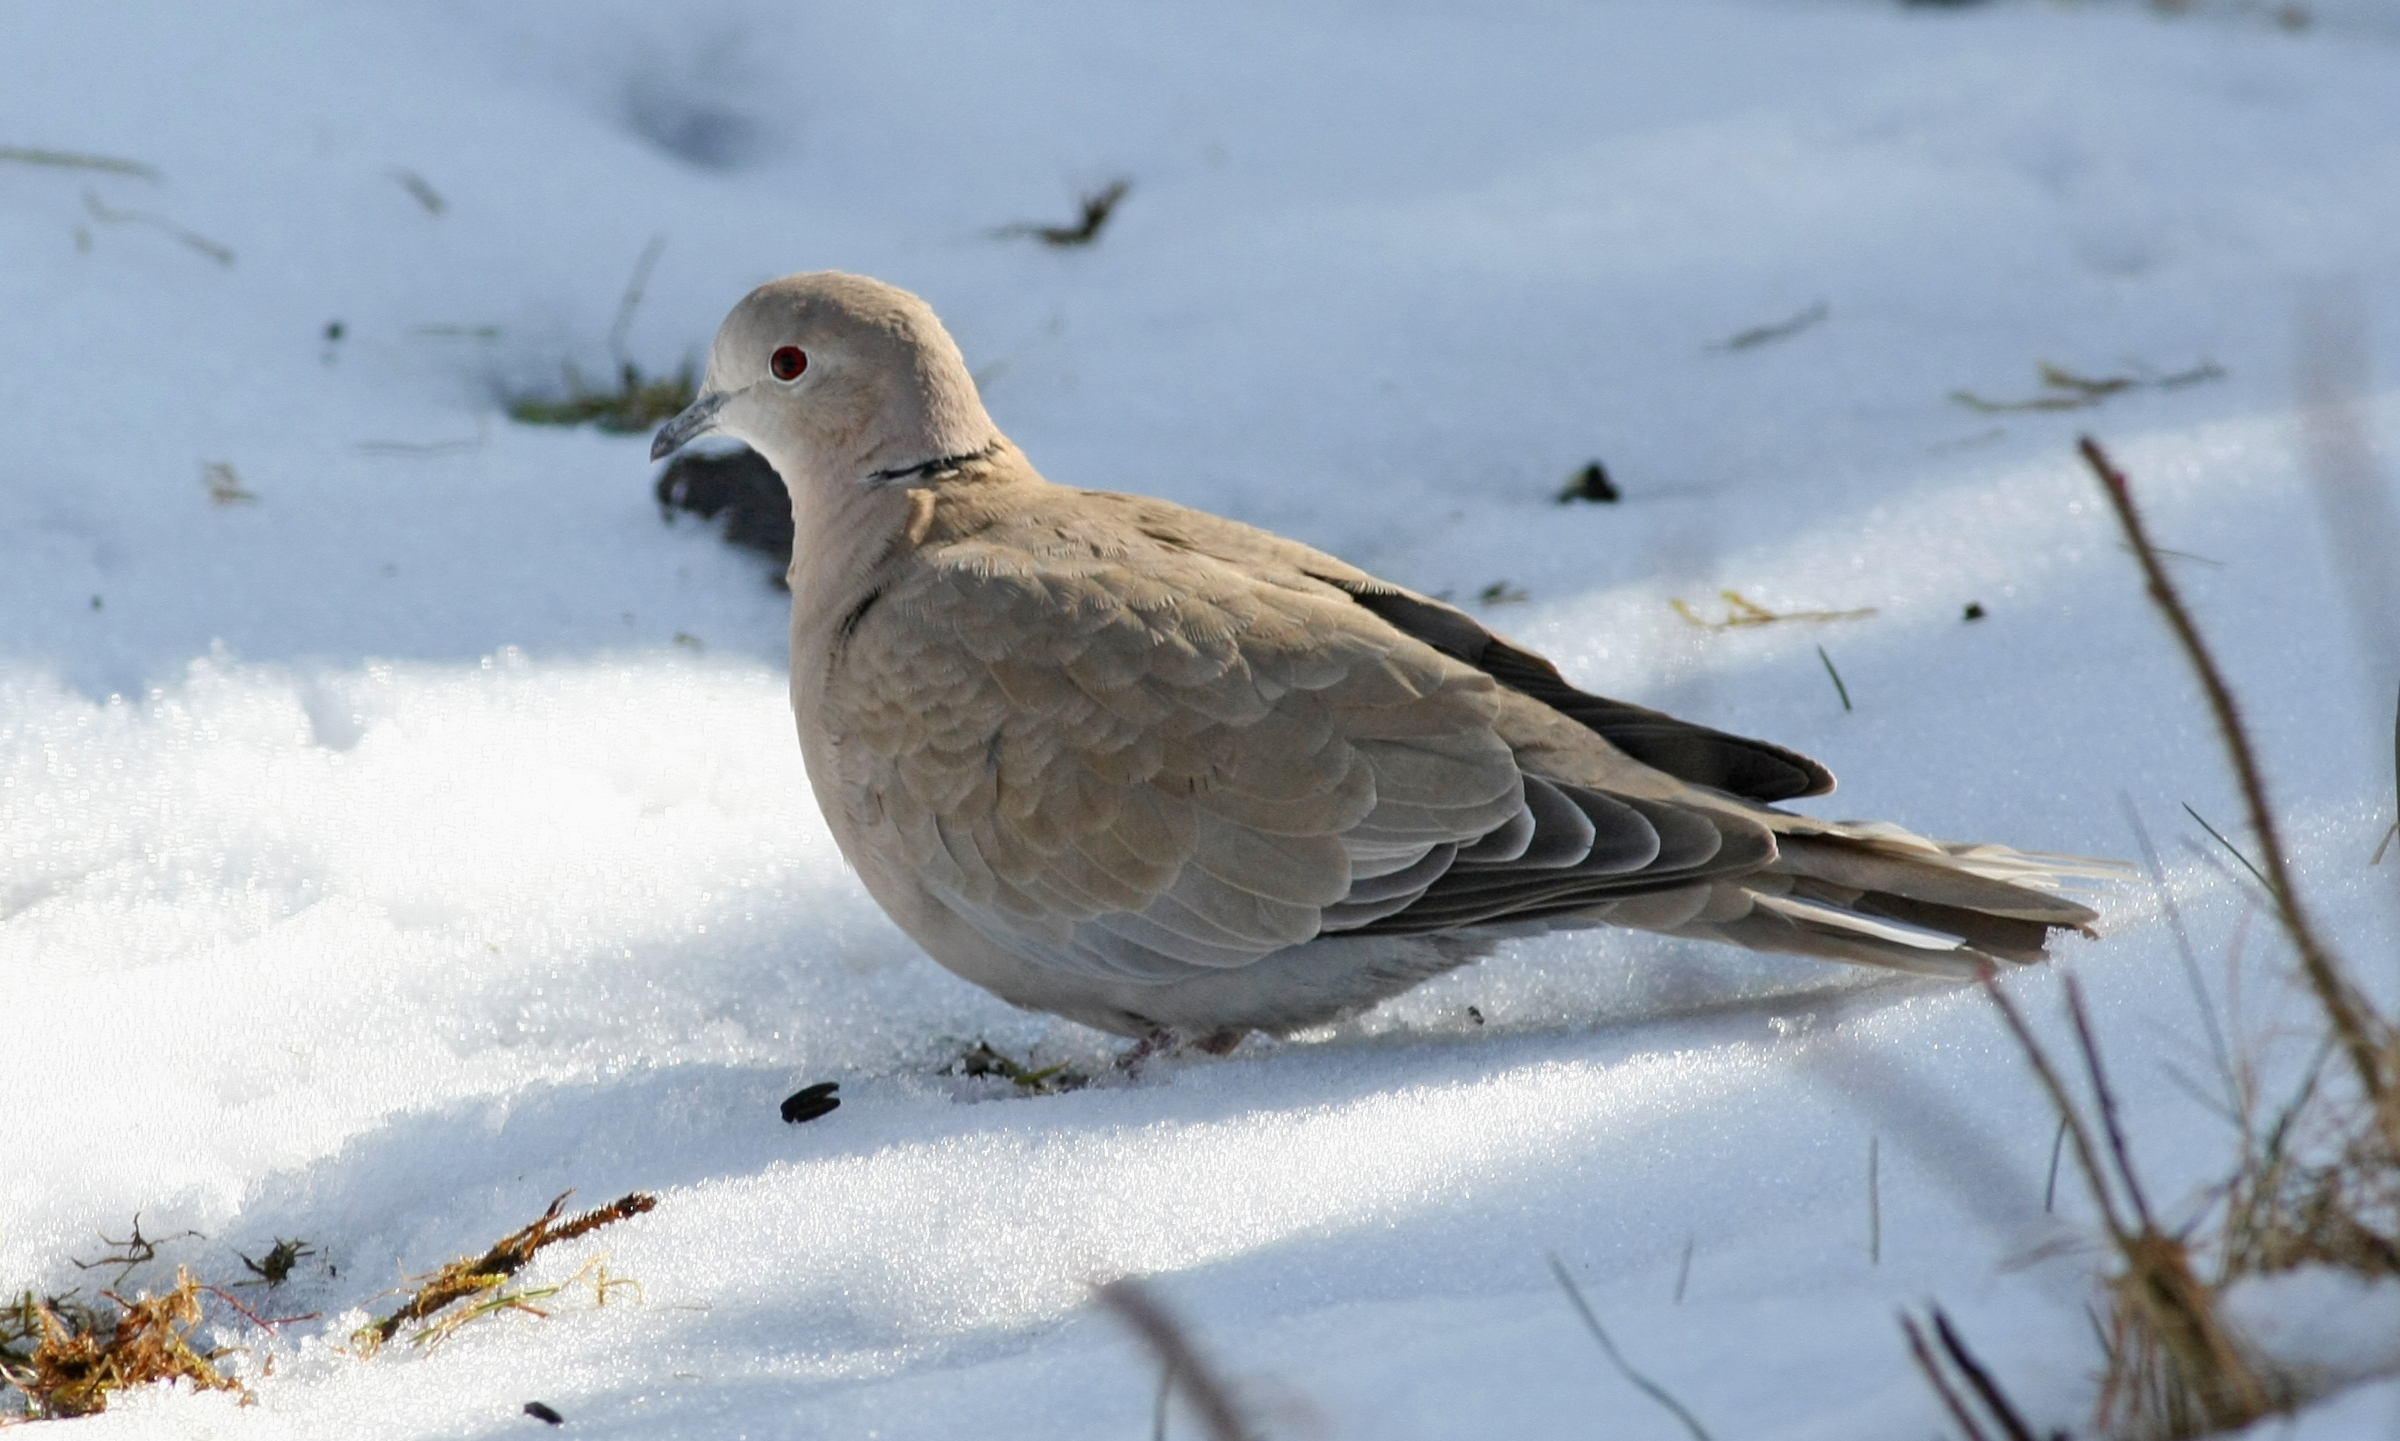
1983;970;2285;1437
1903;1311;1996;1441
1094;1278;1255;1441
359;1191;654;1351
2077;436;2388;1115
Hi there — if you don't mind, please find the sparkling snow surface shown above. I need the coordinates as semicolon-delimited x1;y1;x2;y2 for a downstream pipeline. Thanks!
4;1;2398;1435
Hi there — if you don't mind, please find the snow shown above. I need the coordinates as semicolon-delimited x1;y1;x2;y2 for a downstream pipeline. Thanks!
2223;1268;2400;1391
4;0;2399;1435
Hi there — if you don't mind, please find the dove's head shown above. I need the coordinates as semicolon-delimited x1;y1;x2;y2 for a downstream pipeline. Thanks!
651;272;997;485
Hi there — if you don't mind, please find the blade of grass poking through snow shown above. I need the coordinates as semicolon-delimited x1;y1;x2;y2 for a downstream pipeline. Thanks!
2079;436;2391;1111
2044;1117;2067;1214
607;234;667;374
2122;796;2238;1117
1546;1257;1714;1441
1094;1279;1255;1441
1816;645;1852;712
2380;683;2398;865
2180;803;2272;897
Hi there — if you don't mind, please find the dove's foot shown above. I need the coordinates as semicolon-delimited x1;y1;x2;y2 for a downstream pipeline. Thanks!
1114;1026;1249;1074
1114;1027;1178;1075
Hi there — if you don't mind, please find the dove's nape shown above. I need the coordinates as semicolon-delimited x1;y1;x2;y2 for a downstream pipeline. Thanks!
651;271;2113;1046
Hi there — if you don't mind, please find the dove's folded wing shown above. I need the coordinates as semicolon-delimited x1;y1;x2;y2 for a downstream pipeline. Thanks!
824;478;1819;987
829;485;1516;982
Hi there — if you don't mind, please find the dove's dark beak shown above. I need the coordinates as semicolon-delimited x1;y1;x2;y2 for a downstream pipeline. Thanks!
651;389;731;461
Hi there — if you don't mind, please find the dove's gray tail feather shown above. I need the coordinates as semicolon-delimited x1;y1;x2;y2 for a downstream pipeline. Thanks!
1600;825;2115;980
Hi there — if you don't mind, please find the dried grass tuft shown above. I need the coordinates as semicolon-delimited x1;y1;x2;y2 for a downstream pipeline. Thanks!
1;1271;245;1420
1093;1277;1255;1441
1981;974;2291;1440
507;362;695;434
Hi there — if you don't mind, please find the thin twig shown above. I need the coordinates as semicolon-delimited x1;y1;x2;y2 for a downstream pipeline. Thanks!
2079;434;2385;1107
1901;1312;1993;1441
0;146;157;179
1868;1135;1882;1265
1548;1257;1714;1441
1932;1308;2041;1441
1673;1236;1694;1303
1094;1279;1254;1441
2063;975;2156;1233
1709;300;1827;353
1981;973;2128;1241
81;188;233;265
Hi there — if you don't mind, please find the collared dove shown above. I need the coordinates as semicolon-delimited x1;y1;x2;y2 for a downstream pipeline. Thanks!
653;272;2105;1046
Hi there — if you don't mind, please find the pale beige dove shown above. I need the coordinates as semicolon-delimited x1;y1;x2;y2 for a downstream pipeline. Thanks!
652;272;2107;1047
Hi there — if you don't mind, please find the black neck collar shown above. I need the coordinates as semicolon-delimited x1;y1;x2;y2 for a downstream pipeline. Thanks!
866;440;1001;486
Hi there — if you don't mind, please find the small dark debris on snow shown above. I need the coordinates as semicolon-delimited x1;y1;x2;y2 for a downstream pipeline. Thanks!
655;445;794;578
780;1082;840;1124
524;1401;565;1425
203;461;256;504
1467;1006;1484;1026
324;320;345;343
1478;580;1529;606
1709;300;1827;352
1556;460;1620;504
90;595;102;610
997;179;1131;247
1963;601;1987;621
390;168;446;214
238;1237;315;1287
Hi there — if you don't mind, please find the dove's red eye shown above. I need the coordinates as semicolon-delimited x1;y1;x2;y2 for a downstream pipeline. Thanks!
770;346;807;381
